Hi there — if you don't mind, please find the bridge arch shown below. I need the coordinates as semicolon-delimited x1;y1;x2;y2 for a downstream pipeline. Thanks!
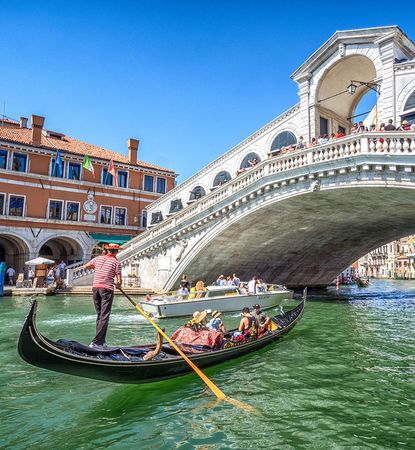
189;185;206;201
165;183;415;290
239;152;261;169
270;131;297;153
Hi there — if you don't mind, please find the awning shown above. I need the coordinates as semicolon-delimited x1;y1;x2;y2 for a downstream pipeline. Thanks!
90;233;133;245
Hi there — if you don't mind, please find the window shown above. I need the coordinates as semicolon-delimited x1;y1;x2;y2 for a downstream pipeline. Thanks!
68;162;81;180
320;117;328;136
48;200;64;220
51;158;66;178
156;177;166;194
142;210;147;228
100;206;112;224
12;153;27;172
189;186;206;201
151;211;163;224
102;168;113;186
0;149;7;170
0;193;5;214
9;195;24;216
118;170;128;188
169;199;183;213
144;175;154;192
66;202;80;221
114;207;127;225
404;91;415;111
270;131;297;153
240;152;261;169
212;171;231;187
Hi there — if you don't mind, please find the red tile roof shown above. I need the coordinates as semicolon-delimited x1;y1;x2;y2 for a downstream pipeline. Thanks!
0;125;174;174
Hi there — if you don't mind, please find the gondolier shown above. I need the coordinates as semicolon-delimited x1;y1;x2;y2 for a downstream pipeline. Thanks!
83;243;122;348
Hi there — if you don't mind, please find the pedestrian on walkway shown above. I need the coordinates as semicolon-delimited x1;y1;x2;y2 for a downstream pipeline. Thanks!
83;243;122;348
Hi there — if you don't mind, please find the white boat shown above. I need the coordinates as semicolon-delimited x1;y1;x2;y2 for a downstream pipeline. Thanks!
139;285;293;319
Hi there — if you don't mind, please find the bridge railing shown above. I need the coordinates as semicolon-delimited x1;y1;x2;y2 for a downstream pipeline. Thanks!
121;132;415;257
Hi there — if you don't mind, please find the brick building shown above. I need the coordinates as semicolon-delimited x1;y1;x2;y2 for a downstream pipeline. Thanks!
0;114;175;273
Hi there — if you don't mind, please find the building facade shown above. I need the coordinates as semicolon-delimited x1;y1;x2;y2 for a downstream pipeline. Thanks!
359;236;415;279
0;115;176;273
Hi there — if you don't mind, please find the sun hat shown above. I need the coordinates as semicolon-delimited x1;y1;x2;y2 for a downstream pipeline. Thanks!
211;310;222;318
253;304;261;309
192;311;201;319
193;310;208;324
402;120;409;125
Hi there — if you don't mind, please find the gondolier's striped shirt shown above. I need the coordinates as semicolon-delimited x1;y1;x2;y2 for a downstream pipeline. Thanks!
90;254;121;291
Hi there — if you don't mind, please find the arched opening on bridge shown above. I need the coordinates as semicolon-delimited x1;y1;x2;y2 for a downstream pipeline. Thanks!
402;90;415;125
0;234;30;274
240;152;261;169
39;237;83;265
270;131;297;154
212;171;231;187
189;186;206;201
316;54;377;135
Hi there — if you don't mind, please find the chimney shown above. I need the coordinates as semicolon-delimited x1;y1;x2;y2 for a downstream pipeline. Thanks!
20;117;28;129
31;115;45;146
127;138;139;163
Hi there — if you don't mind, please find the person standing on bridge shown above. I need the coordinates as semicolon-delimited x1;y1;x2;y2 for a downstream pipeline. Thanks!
83;243;122;349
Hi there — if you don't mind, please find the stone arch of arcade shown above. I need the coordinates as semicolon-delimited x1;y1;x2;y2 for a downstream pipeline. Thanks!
37;235;84;265
0;234;30;273
165;184;415;290
314;54;378;136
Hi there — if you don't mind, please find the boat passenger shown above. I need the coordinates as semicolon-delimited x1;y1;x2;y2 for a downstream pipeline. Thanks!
225;276;233;286
187;310;208;332
207;310;226;333
238;283;248;295
180;274;190;291
256;278;267;292
232;307;257;338
231;273;241;287
252;304;271;335
216;274;226;286
247;276;257;294
188;283;197;300
176;286;189;300
195;280;207;298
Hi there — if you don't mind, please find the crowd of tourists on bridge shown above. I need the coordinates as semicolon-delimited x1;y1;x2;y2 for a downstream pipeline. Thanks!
270;118;415;157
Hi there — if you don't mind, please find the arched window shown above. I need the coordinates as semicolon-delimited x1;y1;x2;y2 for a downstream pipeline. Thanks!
189;186;206;201
402;90;415;125
150;211;163;225
404;91;415;112
270;131;297;153
240;152;261;169
169;199;183;213
212;171;231;187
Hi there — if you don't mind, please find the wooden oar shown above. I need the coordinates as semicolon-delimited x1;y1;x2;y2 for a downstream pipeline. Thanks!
118;286;226;400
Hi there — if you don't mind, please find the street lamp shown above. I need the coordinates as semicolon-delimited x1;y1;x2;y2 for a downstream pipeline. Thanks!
347;80;380;96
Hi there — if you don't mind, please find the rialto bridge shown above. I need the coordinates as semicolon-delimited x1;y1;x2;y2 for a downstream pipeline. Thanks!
72;26;415;290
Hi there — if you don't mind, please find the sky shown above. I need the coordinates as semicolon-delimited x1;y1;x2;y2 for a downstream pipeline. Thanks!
1;1;414;183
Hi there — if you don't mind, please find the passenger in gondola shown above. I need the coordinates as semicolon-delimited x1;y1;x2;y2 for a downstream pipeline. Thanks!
252;304;271;336
232;307;257;339
206;310;226;333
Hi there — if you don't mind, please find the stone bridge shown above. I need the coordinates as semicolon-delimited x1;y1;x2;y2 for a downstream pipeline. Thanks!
119;132;415;289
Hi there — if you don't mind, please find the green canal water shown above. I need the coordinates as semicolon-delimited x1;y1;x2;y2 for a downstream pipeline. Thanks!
1;280;414;449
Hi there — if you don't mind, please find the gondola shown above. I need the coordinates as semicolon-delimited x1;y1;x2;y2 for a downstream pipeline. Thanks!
356;277;369;287
18;299;305;384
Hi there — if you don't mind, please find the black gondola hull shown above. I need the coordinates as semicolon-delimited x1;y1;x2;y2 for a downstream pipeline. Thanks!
18;300;304;384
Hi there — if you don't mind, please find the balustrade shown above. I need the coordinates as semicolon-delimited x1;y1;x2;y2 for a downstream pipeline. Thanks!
120;131;415;258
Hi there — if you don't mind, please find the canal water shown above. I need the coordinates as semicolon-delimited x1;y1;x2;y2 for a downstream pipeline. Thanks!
1;280;414;449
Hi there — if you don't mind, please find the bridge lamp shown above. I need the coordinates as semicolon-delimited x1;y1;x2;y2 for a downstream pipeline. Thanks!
347;82;358;95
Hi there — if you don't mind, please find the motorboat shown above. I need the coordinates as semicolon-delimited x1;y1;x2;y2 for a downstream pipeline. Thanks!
139;284;293;318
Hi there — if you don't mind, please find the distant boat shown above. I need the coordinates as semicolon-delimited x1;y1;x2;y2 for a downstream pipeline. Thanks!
139;284;293;319
356;277;369;287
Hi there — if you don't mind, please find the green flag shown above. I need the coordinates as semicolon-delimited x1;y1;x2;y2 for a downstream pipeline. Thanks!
83;155;95;176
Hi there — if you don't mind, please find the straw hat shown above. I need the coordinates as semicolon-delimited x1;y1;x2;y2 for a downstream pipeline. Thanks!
104;243;121;250
193;310;208;324
211;310;222;319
